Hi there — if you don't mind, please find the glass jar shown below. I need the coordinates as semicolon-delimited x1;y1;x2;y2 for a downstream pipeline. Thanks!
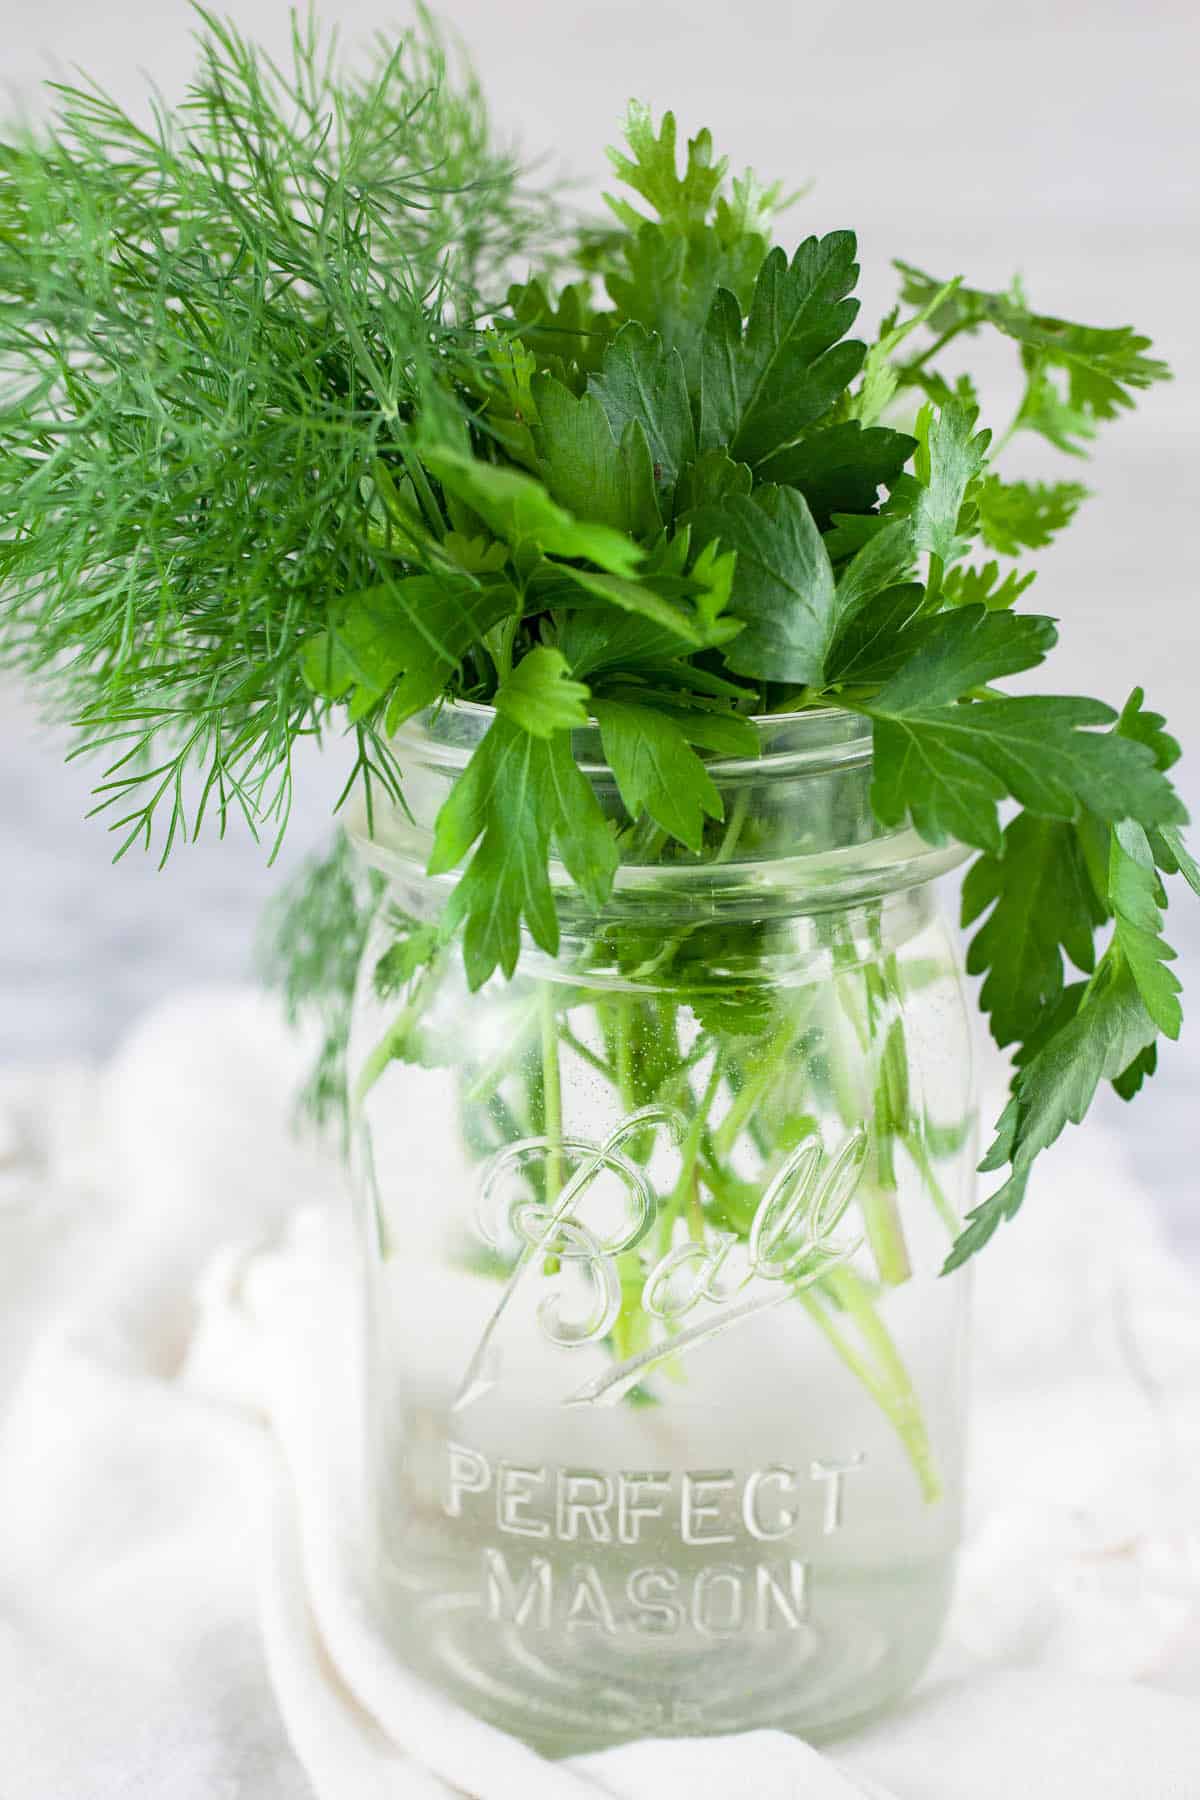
345;703;975;1754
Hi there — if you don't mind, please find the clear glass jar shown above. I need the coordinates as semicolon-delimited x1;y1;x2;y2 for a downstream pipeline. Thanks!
346;704;975;1754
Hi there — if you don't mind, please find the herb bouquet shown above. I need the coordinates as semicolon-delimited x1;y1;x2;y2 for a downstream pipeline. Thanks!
2;11;1195;1750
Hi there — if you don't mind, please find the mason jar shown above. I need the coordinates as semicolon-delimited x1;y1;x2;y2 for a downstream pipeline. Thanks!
345;703;975;1754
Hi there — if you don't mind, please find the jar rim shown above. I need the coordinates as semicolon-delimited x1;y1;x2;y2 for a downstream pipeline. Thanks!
348;699;969;917
394;698;874;779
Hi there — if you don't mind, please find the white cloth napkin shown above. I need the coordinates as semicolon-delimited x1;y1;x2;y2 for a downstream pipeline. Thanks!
1;988;1199;1800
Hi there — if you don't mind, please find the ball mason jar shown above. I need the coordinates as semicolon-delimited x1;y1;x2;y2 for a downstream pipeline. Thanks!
346;703;975;1753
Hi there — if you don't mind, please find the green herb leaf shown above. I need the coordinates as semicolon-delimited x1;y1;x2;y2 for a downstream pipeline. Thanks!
1115;686;1181;773
592;698;726;852
506;278;611;384
672;449;754;516
605;103;726;232
1109;818;1182;1038
697;234;866;466
494;647;591;738
962;813;1104;1049
1153;824;1200;897
910;399;991;567
895;263;1172;453
688;485;837;682
941;562;1038;611
756;422;917;529
532;375;661;539
870;604;1057;711
864;692;1185;855
301;576;516;726
822;584;927;689
590;322;697;499
977;476;1089;556
947;945;1158;1269
421;444;643;576
430;715;616;988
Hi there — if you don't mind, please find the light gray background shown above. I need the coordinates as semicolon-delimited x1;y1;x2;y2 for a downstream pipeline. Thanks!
3;1;1198;1236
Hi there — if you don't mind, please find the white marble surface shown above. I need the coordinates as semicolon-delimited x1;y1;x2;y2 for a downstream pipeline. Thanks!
2;0;1198;1244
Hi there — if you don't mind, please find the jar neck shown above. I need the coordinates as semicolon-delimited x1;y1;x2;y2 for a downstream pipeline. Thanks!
347;702;967;928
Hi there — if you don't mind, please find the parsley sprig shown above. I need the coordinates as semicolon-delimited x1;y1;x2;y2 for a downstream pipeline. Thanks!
0;21;1192;1270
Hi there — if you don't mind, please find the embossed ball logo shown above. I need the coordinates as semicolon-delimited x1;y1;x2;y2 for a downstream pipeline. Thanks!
455;1108;868;1412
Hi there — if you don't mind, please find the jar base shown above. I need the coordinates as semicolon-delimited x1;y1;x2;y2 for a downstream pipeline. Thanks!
377;1546;955;1755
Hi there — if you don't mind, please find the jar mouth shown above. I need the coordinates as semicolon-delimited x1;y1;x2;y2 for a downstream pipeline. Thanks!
348;700;968;919
395;698;873;779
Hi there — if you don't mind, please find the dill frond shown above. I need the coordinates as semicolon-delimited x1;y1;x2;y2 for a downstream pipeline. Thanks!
0;6;564;862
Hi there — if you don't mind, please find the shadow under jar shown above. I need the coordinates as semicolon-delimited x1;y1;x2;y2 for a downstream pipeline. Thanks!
346;704;975;1755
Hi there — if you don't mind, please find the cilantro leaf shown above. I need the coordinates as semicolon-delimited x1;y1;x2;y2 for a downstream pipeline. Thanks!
592;697;728;852
532;374;660;539
863;691;1185;855
589;323;697;500
756;421;917;528
494;647;590;738
420;445;642;576
962;812;1104;1049
946;944;1158;1269
1109;818;1182;1037
697;233;866;467
977;476;1088;556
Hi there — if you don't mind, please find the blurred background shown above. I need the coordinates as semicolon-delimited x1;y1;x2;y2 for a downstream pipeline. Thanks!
3;0;1198;1236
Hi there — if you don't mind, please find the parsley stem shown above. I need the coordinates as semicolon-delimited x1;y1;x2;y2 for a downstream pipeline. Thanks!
540;984;564;1206
809;1267;942;1503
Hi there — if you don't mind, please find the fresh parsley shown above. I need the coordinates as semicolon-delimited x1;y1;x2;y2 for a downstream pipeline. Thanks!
0;26;1191;1272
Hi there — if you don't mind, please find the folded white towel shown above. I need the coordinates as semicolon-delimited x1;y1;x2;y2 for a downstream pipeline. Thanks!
0;988;1198;1799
